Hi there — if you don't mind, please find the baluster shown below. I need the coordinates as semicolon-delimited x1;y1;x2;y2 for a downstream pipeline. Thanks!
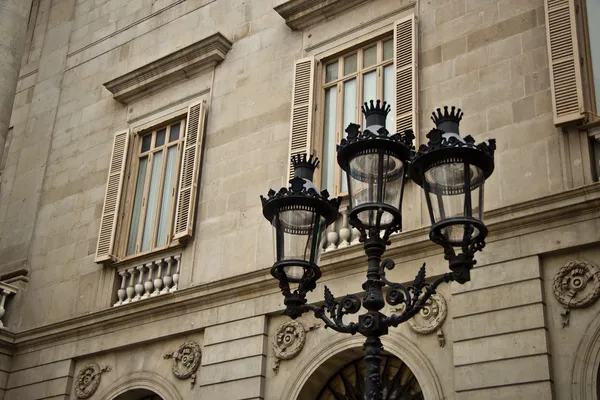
114;270;128;306
152;259;164;297
132;266;144;302
351;227;361;245
325;222;339;252
338;210;351;248
0;291;8;328
170;255;180;293
162;257;174;294
124;268;136;304
142;262;154;300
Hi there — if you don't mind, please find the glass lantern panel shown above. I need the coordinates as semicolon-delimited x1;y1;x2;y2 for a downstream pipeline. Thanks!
272;210;326;279
347;152;404;227
424;162;484;244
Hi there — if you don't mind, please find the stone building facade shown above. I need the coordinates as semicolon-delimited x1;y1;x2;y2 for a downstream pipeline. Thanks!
0;0;598;398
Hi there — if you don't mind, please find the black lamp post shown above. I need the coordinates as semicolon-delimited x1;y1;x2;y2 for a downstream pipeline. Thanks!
261;101;496;400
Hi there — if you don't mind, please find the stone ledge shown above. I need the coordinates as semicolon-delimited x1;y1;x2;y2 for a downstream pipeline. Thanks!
103;32;232;104
274;0;371;30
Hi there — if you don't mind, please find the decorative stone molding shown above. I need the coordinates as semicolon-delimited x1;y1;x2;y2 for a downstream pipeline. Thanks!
75;364;111;399
272;320;320;374
553;260;600;327
164;341;201;387
391;293;447;347
103;33;232;104
274;0;371;30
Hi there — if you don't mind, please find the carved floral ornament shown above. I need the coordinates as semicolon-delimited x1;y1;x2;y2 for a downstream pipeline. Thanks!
75;363;111;399
164;341;202;387
390;293;448;347
553;260;600;327
272;320;320;373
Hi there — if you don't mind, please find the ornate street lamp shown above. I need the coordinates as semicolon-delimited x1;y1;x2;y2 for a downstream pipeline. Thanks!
261;101;496;400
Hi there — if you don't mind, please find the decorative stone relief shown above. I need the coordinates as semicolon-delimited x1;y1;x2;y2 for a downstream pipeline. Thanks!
553;260;600;327
74;364;111;399
272;320;320;374
390;293;447;347
164;341;202;387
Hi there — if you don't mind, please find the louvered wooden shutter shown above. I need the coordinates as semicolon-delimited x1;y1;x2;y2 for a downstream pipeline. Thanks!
394;14;418;137
173;100;206;241
545;0;584;125
287;57;315;180
95;130;129;263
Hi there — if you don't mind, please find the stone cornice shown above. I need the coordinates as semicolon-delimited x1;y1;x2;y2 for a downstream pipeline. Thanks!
274;0;372;30
9;183;600;351
103;33;232;104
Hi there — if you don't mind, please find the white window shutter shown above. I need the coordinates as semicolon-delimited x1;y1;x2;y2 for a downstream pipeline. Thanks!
394;14;418;136
287;57;315;180
544;0;585;125
173;100;206;241
95;130;129;263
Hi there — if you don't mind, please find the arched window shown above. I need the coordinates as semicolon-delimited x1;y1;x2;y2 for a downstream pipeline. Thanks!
317;355;423;400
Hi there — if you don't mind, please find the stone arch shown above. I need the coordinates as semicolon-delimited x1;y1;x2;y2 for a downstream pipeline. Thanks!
95;371;183;400
572;307;600;400
281;333;445;400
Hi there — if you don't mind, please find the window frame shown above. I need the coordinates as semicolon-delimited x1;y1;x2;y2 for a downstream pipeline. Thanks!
315;34;394;196
115;114;187;261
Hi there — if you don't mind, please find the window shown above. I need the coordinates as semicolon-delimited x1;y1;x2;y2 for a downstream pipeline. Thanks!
321;37;394;195
585;0;600;112
95;100;206;263
285;14;417;197
126;120;184;256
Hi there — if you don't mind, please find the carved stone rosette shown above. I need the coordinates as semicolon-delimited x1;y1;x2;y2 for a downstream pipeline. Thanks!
75;364;111;399
272;320;319;373
164;341;202;387
553;260;600;327
390;293;447;347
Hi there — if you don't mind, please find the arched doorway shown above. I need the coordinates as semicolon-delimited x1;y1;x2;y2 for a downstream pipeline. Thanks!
112;388;163;400
316;354;423;400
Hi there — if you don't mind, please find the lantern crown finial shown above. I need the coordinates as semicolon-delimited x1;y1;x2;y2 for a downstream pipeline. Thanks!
362;100;390;129
431;106;463;135
292;153;319;181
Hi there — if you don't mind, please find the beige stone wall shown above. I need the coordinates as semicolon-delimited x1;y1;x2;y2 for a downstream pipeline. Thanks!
0;0;599;399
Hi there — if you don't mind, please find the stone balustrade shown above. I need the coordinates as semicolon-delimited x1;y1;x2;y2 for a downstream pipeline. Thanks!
114;254;181;307
322;203;361;253
0;282;18;328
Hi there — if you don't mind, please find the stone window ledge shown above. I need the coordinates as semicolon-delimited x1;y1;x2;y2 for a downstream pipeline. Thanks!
104;32;232;104
274;0;371;30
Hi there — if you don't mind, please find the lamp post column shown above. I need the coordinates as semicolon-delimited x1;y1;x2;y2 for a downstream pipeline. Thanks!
0;0;33;151
361;236;388;400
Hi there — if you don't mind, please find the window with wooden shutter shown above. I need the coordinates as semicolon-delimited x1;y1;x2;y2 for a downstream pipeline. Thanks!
287;57;315;181
96;130;129;263
545;0;585;125
394;14;418;137
312;16;418;196
173;100;206;241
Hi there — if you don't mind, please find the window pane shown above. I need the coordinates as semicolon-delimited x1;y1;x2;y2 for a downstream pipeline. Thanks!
326;62;338;83
384;64;394;129
169;123;181;142
362;71;377;126
155;128;166;147
322;87;337;193
156;146;178;247
127;157;148;255
141;135;152;152
141;151;164;252
342;79;357;194
344;54;357;75
363;45;377;68
587;0;600;109
383;39;393;61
